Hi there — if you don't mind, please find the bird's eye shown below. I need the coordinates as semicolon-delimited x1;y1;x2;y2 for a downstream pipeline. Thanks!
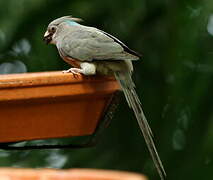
51;26;56;32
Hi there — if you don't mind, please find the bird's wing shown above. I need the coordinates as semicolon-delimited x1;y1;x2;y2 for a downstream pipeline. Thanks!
57;26;140;61
99;30;141;58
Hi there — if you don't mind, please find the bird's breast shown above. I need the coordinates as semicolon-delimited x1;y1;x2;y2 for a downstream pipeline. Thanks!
62;56;81;68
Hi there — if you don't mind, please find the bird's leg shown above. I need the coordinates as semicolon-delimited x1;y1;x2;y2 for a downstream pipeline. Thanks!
62;62;96;75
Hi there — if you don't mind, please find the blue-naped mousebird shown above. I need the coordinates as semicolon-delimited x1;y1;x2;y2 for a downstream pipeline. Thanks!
43;16;166;180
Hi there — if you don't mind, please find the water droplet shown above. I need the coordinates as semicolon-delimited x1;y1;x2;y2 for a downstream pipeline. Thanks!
162;103;170;119
204;157;212;165
14;141;27;147
45;151;67;168
0;29;6;44
177;109;190;130
13;61;27;73
166;74;175;84
12;38;31;55
183;61;196;70
0;60;27;74
172;129;186;151
183;61;213;73
0;62;14;74
0;151;9;157
186;5;202;18
207;14;213;36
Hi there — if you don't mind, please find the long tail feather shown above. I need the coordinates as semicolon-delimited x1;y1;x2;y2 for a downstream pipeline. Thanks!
114;71;166;180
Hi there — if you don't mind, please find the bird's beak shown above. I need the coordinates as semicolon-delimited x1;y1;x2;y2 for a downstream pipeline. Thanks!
43;31;52;44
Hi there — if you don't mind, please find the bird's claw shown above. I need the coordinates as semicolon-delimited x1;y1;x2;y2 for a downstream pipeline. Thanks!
62;68;83;75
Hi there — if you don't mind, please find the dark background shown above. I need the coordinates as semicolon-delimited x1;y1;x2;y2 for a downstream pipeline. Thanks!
0;0;213;179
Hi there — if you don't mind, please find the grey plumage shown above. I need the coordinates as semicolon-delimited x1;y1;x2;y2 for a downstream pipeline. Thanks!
56;26;138;61
114;71;166;180
44;16;166;180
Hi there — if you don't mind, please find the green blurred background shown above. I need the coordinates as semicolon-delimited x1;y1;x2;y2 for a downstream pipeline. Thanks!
0;0;213;179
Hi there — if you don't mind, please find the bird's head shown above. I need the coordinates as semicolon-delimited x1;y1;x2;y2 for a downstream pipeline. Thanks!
43;16;82;44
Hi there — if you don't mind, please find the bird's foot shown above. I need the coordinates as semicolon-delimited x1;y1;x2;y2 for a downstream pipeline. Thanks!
62;68;83;78
62;68;83;75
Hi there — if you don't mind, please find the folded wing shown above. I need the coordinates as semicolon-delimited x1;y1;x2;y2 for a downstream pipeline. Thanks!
57;26;140;61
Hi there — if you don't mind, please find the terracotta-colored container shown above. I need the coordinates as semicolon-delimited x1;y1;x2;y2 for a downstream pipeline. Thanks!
0;168;147;180
0;71;119;143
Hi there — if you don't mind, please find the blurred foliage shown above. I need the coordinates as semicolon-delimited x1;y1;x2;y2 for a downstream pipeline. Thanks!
0;0;213;179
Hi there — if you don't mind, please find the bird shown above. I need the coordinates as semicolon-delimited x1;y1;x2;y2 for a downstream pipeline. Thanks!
43;16;166;180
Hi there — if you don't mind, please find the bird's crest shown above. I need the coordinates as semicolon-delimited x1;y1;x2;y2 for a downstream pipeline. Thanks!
49;16;83;26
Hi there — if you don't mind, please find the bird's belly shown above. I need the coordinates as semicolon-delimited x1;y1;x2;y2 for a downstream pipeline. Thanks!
62;56;80;68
